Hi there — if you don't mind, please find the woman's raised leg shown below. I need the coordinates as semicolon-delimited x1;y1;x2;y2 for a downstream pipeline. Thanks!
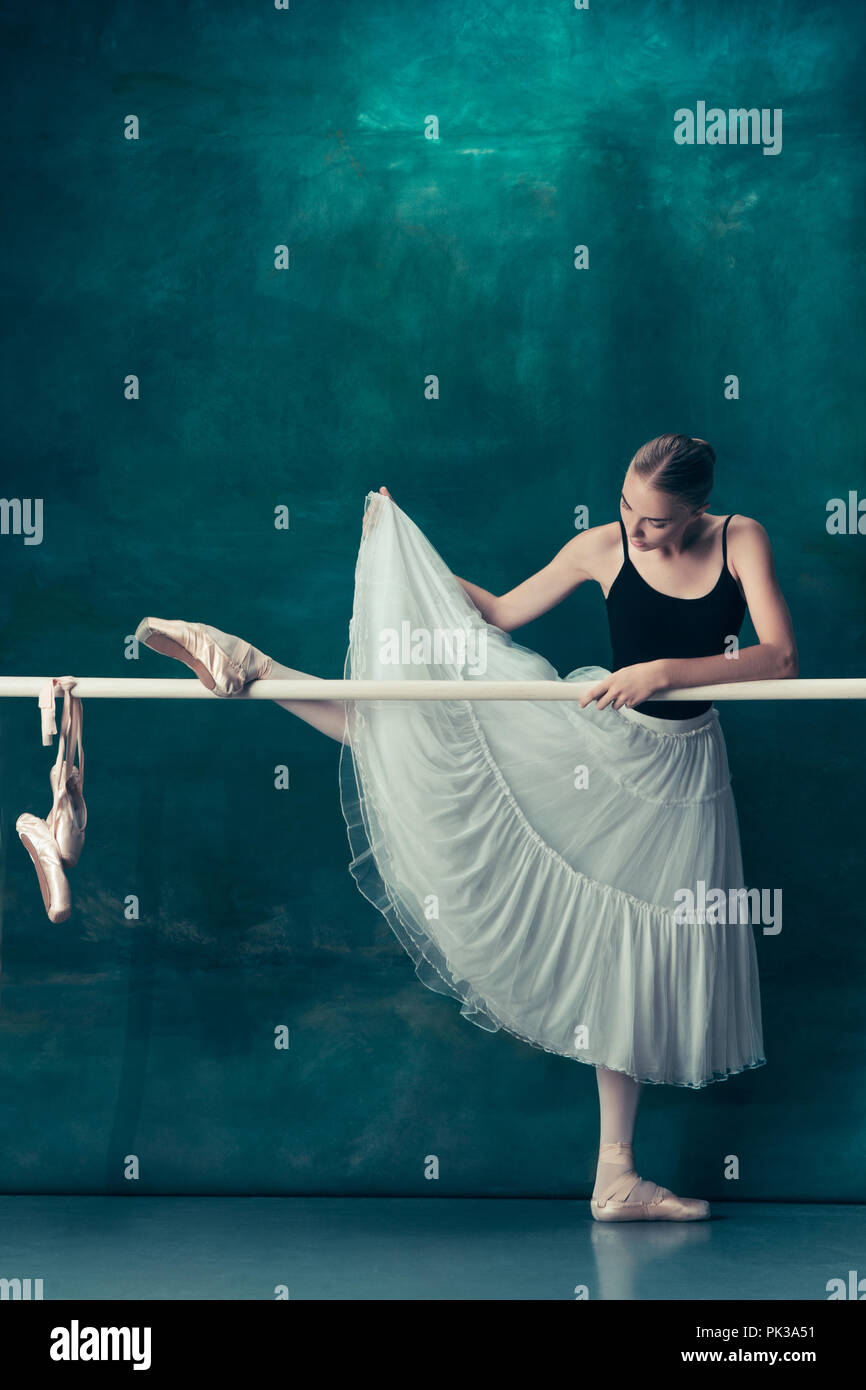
134;617;349;744
266;659;348;744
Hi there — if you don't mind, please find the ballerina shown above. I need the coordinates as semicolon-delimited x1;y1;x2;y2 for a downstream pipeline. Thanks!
135;434;797;1220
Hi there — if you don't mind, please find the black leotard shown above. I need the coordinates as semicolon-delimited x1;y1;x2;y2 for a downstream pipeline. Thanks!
605;514;747;719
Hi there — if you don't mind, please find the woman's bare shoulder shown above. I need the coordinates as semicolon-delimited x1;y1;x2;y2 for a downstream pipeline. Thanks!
572;518;621;551
725;513;771;547
575;522;622;553
563;519;622;582
723;514;774;580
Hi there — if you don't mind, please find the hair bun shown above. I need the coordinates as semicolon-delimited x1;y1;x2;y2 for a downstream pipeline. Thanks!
630;433;714;511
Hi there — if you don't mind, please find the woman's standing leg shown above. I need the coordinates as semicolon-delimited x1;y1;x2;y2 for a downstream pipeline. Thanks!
593;1066;660;1205
596;1065;641;1144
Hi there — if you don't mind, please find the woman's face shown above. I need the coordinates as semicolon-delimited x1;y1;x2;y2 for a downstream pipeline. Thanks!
619;466;704;551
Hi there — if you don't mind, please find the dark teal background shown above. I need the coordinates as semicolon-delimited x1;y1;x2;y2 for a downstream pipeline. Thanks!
1;1;864;1199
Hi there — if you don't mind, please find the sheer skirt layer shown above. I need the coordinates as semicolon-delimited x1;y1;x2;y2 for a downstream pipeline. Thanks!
338;493;765;1088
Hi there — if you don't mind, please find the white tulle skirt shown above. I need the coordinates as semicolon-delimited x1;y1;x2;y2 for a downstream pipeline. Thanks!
339;492;766;1088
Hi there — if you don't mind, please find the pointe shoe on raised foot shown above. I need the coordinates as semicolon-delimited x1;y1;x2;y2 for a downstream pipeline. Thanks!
135;618;273;697
16;813;71;924
590;1142;710;1223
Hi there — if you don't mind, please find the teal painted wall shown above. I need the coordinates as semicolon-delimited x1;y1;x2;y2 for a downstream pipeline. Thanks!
1;0;864;1198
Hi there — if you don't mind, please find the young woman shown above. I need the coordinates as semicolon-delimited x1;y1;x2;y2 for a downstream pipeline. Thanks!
135;434;798;1221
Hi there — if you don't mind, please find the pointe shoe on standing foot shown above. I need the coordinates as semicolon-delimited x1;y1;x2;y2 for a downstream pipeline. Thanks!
590;1142;711;1223
135;618;273;697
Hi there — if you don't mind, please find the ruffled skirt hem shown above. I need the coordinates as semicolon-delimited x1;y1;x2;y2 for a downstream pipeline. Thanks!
338;492;766;1089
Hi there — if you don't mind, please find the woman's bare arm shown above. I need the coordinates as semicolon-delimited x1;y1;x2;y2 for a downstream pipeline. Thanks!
456;531;597;631
580;516;799;710
655;516;798;691
372;485;601;632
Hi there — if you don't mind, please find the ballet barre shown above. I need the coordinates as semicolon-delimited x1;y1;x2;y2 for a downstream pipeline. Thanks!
0;677;864;700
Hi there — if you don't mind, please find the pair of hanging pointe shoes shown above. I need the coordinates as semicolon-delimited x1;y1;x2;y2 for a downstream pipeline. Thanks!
591;1142;711;1222
134;618;273;696
16;677;87;925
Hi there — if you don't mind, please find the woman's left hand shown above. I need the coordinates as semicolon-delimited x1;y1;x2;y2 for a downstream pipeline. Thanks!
362;486;394;537
578;659;669;711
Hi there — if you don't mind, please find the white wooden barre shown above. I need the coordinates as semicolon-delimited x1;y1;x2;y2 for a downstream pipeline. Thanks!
0;677;863;700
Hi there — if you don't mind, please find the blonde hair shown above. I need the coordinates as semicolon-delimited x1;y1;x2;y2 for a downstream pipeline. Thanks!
629;433;715;511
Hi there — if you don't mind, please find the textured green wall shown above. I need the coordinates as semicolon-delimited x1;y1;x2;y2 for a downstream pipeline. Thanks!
0;0;864;1198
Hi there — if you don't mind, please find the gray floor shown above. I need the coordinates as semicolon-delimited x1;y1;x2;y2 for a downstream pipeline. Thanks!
0;1197;861;1300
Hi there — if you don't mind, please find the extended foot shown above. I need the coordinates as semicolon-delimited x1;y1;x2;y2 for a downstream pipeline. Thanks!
135;618;273;698
591;1142;710;1223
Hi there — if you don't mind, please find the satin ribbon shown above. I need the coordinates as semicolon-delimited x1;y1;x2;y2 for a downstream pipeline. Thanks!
38;676;78;746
